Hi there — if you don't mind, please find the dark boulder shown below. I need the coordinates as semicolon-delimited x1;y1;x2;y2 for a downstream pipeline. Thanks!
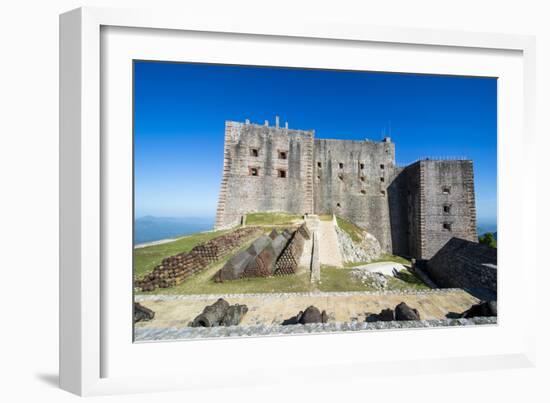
134;302;155;323
191;298;230;327
395;302;420;321
283;306;328;325
220;304;249;326
461;300;497;318
378;308;395;321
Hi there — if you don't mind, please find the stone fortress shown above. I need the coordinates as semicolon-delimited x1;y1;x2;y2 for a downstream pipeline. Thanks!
215;117;478;260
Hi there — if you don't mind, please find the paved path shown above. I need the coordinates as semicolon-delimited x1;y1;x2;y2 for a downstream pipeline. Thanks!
135;289;479;329
317;219;343;267
353;262;407;276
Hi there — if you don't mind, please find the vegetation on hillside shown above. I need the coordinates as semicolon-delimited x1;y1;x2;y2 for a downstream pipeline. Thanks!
245;212;302;226
479;232;497;248
336;216;364;243
319;266;429;292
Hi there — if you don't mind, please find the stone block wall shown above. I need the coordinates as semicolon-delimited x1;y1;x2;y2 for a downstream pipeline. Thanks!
313;138;395;251
215;121;314;228
418;160;477;259
214;120;479;260
426;237;497;292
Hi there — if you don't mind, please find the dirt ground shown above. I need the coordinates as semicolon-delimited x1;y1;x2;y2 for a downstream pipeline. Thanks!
135;290;479;328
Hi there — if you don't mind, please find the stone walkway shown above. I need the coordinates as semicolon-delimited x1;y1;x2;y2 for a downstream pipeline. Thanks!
317;219;343;267
135;289;479;330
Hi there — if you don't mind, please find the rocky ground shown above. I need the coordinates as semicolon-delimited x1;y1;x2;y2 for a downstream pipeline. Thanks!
134;288;479;333
336;226;382;264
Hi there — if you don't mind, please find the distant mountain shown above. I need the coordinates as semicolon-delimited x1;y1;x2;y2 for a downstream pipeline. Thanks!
134;216;215;244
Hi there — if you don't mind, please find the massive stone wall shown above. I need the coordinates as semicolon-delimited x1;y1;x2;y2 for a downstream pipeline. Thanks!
418;160;477;259
215;120;479;260
215;121;314;228
313;138;395;251
426;237;497;293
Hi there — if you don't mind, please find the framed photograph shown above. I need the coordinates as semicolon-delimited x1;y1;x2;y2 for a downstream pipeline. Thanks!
60;7;537;396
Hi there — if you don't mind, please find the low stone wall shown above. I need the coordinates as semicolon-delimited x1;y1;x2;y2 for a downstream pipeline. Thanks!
135;227;261;291
426;237;497;293
134;316;497;341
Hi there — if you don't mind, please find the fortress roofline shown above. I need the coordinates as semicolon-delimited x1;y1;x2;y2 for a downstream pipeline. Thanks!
315;137;392;144
225;119;314;133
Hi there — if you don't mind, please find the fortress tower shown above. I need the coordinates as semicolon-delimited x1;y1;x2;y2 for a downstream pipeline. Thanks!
215;119;478;259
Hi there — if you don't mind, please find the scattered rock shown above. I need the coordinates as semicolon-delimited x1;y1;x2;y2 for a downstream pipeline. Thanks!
365;302;420;322
395;302;420;320
461;300;497;318
336;226;382;264
283;305;328;325
350;270;388;290
134;302;155;323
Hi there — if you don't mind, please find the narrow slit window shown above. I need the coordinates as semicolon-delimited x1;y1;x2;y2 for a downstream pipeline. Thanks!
336;203;341;208
339;163;344;169
442;186;451;195
380;177;385;182
360;189;366;195
317;162;322;168
443;222;452;231
380;164;385;170
360;176;365;182
277;169;287;178
278;151;287;160
443;205;451;213
249;167;259;176
250;148;259;157
360;163;365;170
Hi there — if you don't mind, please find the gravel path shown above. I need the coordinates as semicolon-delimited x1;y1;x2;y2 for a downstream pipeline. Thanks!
317;220;343;267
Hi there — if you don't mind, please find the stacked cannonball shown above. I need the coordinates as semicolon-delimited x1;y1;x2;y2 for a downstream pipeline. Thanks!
274;223;309;276
135;227;261;292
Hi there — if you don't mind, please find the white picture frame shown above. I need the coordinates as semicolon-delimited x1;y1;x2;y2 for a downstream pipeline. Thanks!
60;6;537;396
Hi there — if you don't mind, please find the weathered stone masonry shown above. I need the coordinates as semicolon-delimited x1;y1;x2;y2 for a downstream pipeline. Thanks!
215;119;478;260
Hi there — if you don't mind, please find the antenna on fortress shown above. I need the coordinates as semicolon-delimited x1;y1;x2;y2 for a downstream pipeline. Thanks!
275;115;280;128
285;121;289;129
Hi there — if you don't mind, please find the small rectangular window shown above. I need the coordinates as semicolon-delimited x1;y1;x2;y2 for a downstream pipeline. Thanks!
380;164;385;169
249;167;259;176
442;186;451;195
317;162;322;168
338;173;344;181
443;205;451;213
359;163;365;170
360;176;365;182
250;148;259;157
380;177;385;182
277;169;287;178
360;189;366;195
339;163;344;169
443;222;452;231
278;151;287;160
380;190;386;196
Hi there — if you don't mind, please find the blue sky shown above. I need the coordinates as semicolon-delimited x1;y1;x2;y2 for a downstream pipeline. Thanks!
134;61;497;226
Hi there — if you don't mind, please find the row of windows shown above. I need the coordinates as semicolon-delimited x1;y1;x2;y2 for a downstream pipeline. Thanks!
317;162;385;170
250;148;287;160
249;167;286;178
